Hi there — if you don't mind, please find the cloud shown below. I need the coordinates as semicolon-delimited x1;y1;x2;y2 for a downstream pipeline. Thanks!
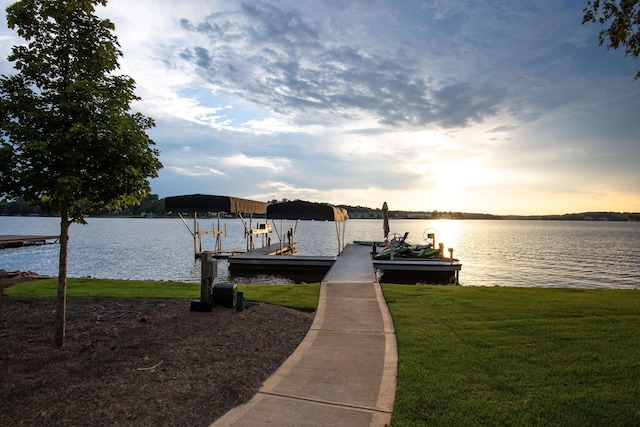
167;166;225;177
2;0;640;214
170;1;504;129
239;116;300;134
222;153;291;172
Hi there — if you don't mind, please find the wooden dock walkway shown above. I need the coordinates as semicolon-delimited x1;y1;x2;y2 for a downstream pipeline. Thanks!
0;235;59;249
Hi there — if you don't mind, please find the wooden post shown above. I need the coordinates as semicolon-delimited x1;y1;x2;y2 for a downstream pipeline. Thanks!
198;223;202;254
193;212;199;259
249;214;253;251
216;213;222;252
200;251;216;304
280;219;284;253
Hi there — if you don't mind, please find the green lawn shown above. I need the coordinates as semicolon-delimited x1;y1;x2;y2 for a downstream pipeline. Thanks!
381;285;640;427
237;283;319;312
2;278;320;312
3;277;202;299
5;280;639;425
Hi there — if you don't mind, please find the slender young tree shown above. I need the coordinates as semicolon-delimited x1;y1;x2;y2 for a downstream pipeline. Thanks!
583;0;640;79
0;0;162;347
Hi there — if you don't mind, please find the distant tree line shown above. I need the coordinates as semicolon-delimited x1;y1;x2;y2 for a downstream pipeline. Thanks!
2;196;638;221
0;194;165;217
340;207;639;221
536;212;640;222
0;197;45;216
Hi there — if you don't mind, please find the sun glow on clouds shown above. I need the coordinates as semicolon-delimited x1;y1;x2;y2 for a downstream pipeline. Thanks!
428;159;503;210
222;154;291;173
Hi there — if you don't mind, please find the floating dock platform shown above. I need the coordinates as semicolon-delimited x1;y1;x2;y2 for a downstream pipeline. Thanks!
228;243;337;283
0;235;59;249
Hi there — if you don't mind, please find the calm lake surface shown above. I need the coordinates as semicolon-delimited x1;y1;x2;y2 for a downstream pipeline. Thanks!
1;216;639;289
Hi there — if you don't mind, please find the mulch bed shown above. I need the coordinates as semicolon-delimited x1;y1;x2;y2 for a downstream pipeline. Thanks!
0;271;314;426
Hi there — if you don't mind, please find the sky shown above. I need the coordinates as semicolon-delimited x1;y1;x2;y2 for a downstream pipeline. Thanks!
1;0;639;215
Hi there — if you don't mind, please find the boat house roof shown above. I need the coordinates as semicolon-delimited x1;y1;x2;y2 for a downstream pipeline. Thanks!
267;200;349;222
164;194;268;214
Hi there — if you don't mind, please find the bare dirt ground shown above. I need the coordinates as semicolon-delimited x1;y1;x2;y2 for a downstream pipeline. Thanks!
0;270;314;426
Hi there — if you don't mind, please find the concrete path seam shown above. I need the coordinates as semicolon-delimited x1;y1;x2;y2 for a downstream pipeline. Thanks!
256;391;394;414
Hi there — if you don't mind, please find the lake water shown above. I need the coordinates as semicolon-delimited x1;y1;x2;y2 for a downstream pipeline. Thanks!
1;216;639;289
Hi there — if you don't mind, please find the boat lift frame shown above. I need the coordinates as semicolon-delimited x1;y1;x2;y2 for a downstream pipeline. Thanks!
165;194;270;259
265;200;349;255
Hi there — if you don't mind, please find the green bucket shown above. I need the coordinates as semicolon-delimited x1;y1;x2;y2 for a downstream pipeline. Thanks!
236;291;244;312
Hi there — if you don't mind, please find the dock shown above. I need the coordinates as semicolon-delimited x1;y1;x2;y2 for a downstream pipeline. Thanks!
211;244;397;426
0;235;59;249
228;243;336;283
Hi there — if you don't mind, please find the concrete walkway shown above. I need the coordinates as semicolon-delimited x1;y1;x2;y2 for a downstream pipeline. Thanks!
210;244;398;427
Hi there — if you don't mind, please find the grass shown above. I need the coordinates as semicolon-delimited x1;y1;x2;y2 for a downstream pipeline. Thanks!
2;278;320;311
237;283;319;312
381;285;640;427
3;277;202;299
5;279;639;425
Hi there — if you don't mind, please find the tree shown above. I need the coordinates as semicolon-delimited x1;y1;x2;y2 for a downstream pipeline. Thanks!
583;0;640;79
128;193;164;216
0;0;162;347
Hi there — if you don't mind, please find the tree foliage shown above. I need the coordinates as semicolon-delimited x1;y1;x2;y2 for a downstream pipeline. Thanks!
583;0;640;79
0;0;162;346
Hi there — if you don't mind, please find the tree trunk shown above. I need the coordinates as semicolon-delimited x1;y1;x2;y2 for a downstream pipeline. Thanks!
54;212;71;348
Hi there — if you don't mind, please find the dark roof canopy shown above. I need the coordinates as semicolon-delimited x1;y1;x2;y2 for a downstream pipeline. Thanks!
165;194;268;214
267;200;349;222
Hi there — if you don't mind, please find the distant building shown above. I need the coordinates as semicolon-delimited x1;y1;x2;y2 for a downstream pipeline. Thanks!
349;211;383;219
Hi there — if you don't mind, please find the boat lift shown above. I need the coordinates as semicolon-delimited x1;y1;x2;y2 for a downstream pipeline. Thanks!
227;200;349;282
165;194;271;312
265;200;349;255
164;194;270;259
